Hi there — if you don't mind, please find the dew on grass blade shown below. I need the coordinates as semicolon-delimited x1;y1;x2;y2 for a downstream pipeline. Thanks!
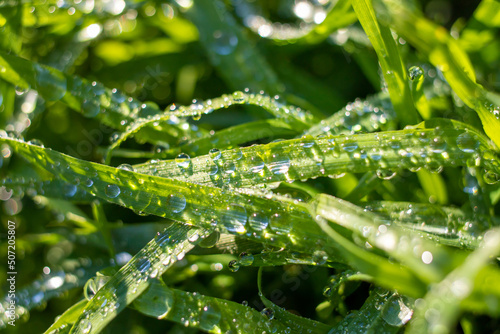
456;132;480;153
200;305;222;332
222;204;247;234
34;64;67;101
105;184;120;198
248;212;269;231
168;193;187;213
175;153;191;169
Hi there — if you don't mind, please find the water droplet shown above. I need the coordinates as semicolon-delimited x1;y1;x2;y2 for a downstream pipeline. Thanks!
82;99;100;118
63;183;77;197
261;308;274;320
248;212;269;231
223;160;236;174
341;139;358;152
430;137;447;153
456;132;479;153
135;257;151;273
28;139;44;147
200;305;222;332
484;170;500;184
228;260;240;272
267;154;290;174
168;193;187;213
232;91;246;103
239;252;254;266
381;294;413;327
312;250;327;265
408;66;424;81
376;169;396;180
249;155;265;173
34;64;67;101
209;148;222;161
118;164;135;172
187;229;200;243
269;213;291;235
80;319;92;334
176;153;191;169
222;204;247;234
213;30;238;55
199;231;220;248
105;184;120;198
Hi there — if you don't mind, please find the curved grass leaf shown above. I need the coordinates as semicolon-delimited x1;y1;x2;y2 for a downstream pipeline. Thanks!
68;224;209;334
378;0;500;148
311;194;463;283
407;228;500;333
329;287;412;333
133;126;500;188
234;0;357;44
352;0;419;126
0;52;204;147
43;299;88;334
133;278;293;333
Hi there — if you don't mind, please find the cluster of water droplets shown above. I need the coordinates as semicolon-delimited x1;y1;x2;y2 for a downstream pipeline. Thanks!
233;0;329;40
305;94;396;137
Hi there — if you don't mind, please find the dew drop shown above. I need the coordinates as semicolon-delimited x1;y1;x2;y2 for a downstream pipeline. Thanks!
213;30;238;55
222;204;247;234
381;294;413;327
34;64;67;101
63;183;77;198
408;66;424;81
249;155;265;173
248;212;269;231
484;170;500;184
341;139;358;152
312;250;327;265
135;257;151;273
228;260;240;272
376;169;396;180
175;153;191;169
209;148;222;161
268;154;290;175
105;184;120;198
199;231;220;248
82;99;100;118
239;252;254;266
168;193;187;213
430;137;447;153
200;305;222;332
80;319;92;334
456;132;479;153
118;164;135;172
261;308;274;320
232;91;246;103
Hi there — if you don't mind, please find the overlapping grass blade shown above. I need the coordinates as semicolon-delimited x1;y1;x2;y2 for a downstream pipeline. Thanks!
68;224;209;334
407;228;500;333
43;299;88;334
133;278;293;333
351;0;419;126
378;0;500;148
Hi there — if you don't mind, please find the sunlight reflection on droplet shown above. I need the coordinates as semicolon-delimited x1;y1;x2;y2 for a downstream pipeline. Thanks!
421;251;433;264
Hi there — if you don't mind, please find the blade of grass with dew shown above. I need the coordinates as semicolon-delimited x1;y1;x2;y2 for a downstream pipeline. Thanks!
378;0;500;148
257;268;332;333
3;137;432;297
329;287;412;333
68;224;211;334
0;137;348;260
416;169;449;205
366;201;493;249
407;228;500;333
312;214;427;297
0;261;105;330
303;92;396;137
351;0;419;126
43;299;88;334
234;0;356;44
132;280;296;333
311;194;464;284
0;52;205;146
132;278;294;333
134;126;500;188
104;91;310;163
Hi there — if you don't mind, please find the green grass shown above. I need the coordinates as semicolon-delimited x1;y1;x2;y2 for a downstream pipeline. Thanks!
1;0;500;333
